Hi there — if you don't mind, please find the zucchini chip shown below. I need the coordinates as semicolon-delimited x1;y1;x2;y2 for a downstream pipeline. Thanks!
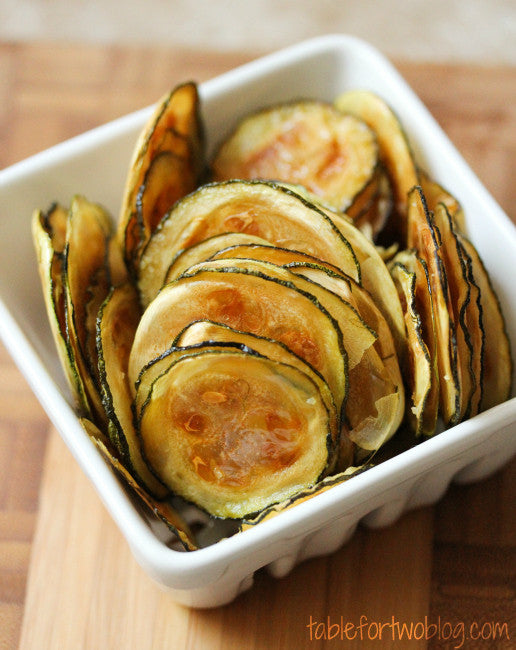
134;342;257;422
179;258;402;462
32;204;89;413
325;209;407;360
209;241;346;277
164;232;269;283
433;202;483;421
419;169;466;234
183;258;376;372
173;321;339;445
347;165;393;241
204;242;404;456
137;349;334;518
240;465;371;530
287;263;405;456
390;251;439;436
133;338;337;460
406;187;461;426
137;180;360;307
79;418;197;551
117;82;205;274
457;234;512;411
334;89;419;240
128;266;348;425
211;100;378;214
63;196;115;424
96;282;168;498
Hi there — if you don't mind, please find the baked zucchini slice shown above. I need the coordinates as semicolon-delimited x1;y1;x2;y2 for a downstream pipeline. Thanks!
133;337;337;458
390;250;439;436
63;195;114;424
334;89;419;239
32;204;89;413
64;196;113;364
433;202;483;421
287;263;405;446
164;232;269;283
173;320;339;445
407;187;461;426
457;234;512;411
419;170;466;232
134;341;257;421
128;266;348;425
96;282;169;498
205;241;403;456
137;349;334;518
178;258;398;462
324;209;407;360
347;165;393;242
211;100;378;213
182;257;376;372
117;82;205;274
137;180;360;307
209;241;346;277
240;464;371;530
79;418;197;551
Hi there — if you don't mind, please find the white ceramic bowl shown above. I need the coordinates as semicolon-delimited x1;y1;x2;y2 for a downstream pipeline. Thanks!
1;34;515;608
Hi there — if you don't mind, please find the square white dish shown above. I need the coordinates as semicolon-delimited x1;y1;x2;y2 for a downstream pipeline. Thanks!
1;34;515;608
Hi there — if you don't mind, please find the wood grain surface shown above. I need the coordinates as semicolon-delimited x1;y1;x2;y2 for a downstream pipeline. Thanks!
0;42;515;650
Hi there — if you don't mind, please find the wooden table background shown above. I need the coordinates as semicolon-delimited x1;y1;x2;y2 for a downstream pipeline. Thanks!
0;42;515;649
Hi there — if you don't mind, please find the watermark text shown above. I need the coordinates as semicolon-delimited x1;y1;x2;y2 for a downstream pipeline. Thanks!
306;615;510;648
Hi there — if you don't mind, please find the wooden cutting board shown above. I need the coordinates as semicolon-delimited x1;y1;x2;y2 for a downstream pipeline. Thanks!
0;42;515;650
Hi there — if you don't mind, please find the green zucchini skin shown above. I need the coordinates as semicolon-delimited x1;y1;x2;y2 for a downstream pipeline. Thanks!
458;234;512;411
240;464;373;529
208;241;348;277
134;341;262;421
165;232;269;283
458;240;485;416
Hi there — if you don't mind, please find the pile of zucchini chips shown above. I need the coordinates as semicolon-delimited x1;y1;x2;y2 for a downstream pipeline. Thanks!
32;82;512;550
